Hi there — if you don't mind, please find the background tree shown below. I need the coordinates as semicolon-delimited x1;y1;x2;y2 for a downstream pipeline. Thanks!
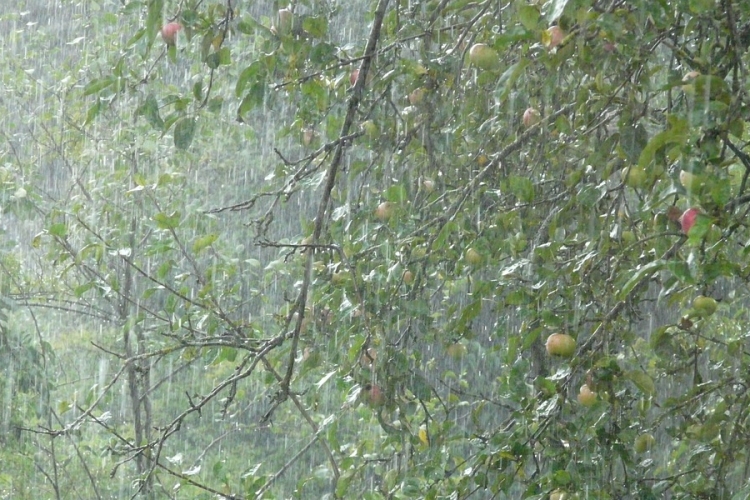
2;0;750;498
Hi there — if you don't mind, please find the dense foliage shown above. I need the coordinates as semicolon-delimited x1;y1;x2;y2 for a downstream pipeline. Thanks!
3;0;750;498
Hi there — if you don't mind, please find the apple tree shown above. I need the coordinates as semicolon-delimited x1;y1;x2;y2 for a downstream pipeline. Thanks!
5;0;750;498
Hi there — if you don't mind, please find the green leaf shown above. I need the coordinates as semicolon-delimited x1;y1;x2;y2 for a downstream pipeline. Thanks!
153;212;181;230
637;116;688;169
517;4;540;31
617;260;666;300
619;123;648;164
627;370;656;396
48;223;67;237
146;0;164;44
236;61;266;97
238;83;266;118
174;117;196;150
384;185;408;203
84;99;103;126
83;77;114;96
192;234;218;253
495;60;528;104
303;16;328;38
139;94;164;131
508;175;534;202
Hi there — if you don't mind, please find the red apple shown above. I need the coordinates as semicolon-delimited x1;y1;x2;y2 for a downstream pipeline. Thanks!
679;208;700;234
363;384;385;407
349;69;359;86
545;333;576;357
375;201;395;221
161;22;182;46
545;26;565;50
469;43;499;70
402;270;414;285
634;433;655;453
522;107;541;128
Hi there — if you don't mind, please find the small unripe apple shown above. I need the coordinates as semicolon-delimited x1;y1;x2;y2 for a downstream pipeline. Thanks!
634;433;655;453
161;22;182;46
408;87;426;105
331;271;347;285
302;128;315;146
679;208;700;234
549;490;569;500
577;384;597;406
682;71;700;82
544;25;565;50
621;230;636;245
361;120;379;140
464;248;483;265
522;107;541;128
545;333;576;357
693;295;717;317
446;342;467;359
469;43;499;70
422;179;435;192
402;270;414;285
375;201;395;221
621;166;648;188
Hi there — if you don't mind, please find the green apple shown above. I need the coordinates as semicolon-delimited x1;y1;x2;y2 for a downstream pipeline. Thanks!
469;43;499;70
549;490;569;500
621;166;648;188
331;271;348;285
577;384;597;407
621;230;636;245
634;433;655;453
361;120;379;140
446;342;467;359
465;248;483;265
545;333;576;357
693;295;717;317
679;170;705;192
